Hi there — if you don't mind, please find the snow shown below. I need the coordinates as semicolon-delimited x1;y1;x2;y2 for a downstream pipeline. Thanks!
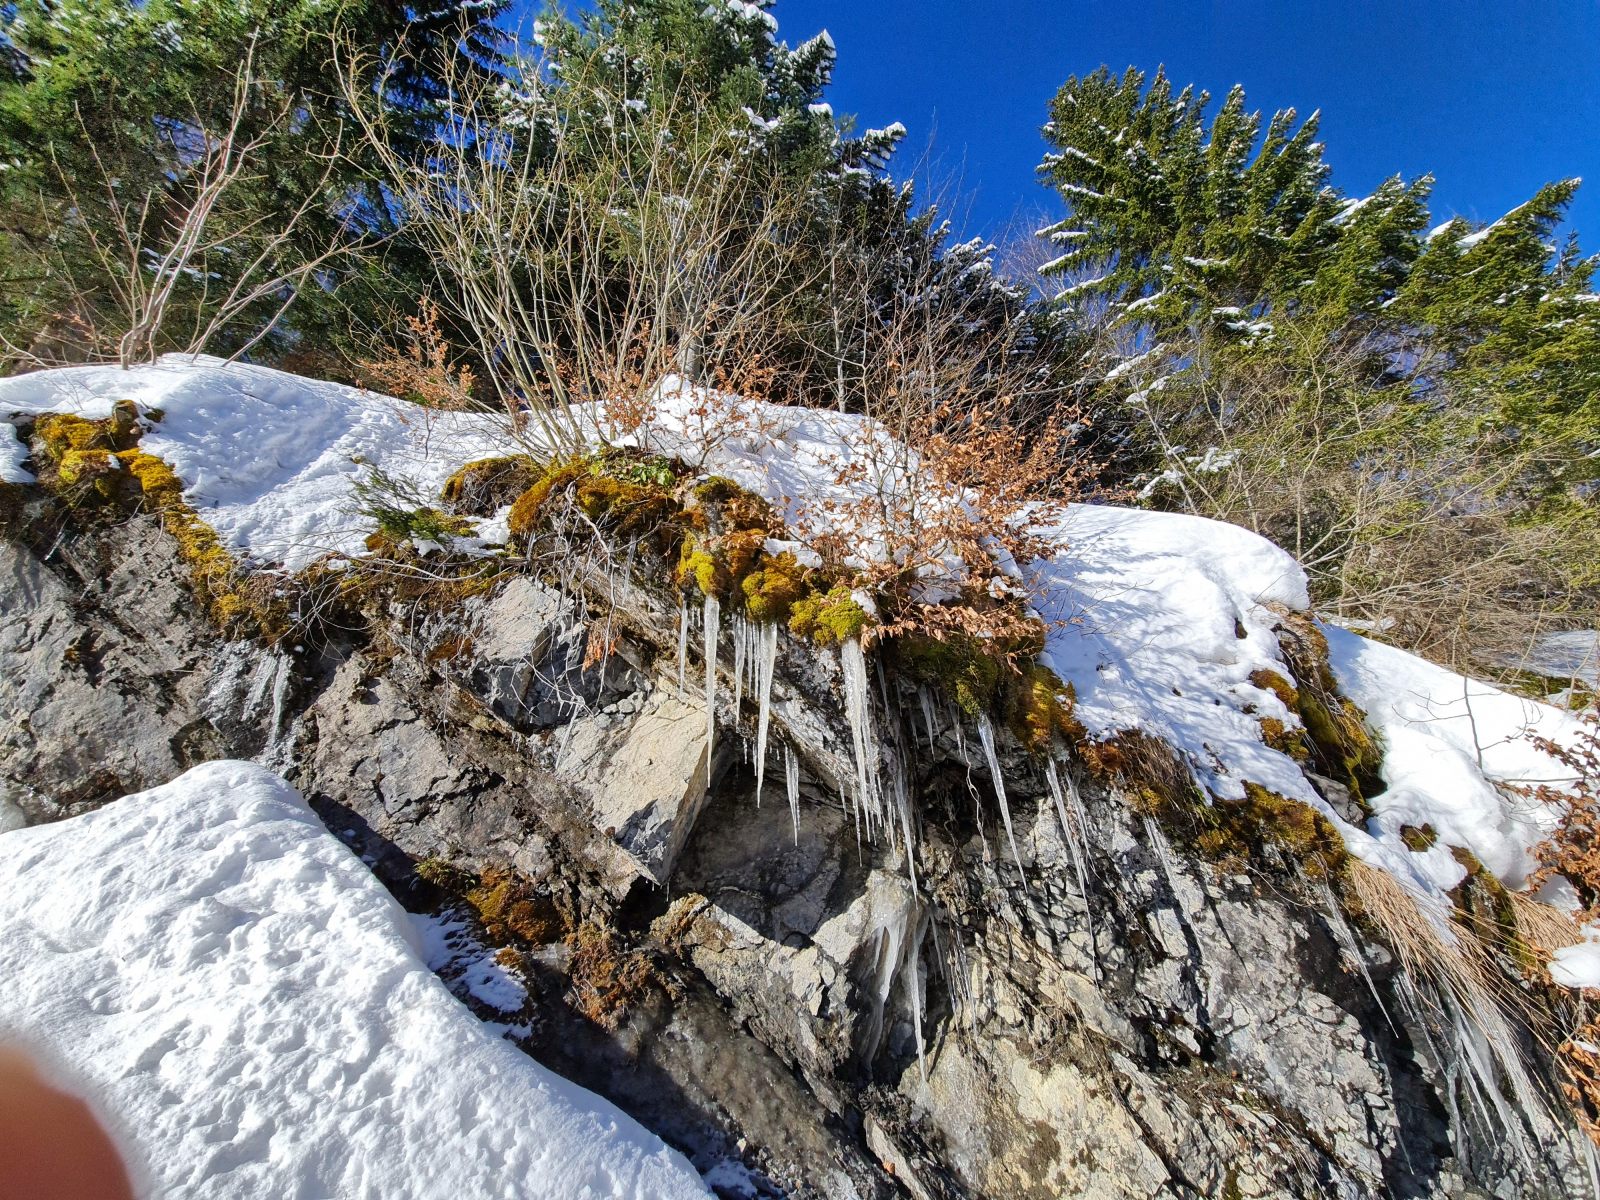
0;760;709;1199
1029;505;1317;808
1494;629;1600;691
1;419;34;483
0;355;507;571
1324;627;1580;889
1328;194;1373;226
1550;939;1600;990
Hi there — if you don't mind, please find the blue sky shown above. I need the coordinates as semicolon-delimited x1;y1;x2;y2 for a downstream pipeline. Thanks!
775;0;1600;250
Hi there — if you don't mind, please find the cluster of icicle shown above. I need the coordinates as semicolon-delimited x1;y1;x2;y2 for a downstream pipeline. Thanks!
677;596;800;839
673;594;1106;1088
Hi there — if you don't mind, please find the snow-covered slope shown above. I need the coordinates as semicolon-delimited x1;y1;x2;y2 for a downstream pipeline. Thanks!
0;761;709;1200
1325;626;1576;889
2;357;1588;934
0;356;506;570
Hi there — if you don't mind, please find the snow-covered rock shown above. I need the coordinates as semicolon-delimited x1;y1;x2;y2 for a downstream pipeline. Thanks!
3;356;1586;912
0;760;708;1200
5;356;1597;1194
0;355;506;570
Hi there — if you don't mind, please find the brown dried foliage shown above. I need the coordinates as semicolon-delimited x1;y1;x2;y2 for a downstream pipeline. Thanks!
358;298;478;413
1558;1020;1600;1147
564;923;667;1031
1524;711;1600;924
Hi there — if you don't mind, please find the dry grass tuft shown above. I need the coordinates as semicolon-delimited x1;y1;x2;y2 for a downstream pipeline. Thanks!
1344;860;1565;1149
1509;891;1585;978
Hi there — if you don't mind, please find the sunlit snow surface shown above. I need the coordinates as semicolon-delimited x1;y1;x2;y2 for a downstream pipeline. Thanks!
0;761;709;1200
0;355;506;570
1;357;1590;976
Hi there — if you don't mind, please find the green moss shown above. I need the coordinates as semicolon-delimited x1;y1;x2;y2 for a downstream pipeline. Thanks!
740;552;806;623
1258;716;1304;756
692;476;742;504
25;410;284;640
1241;782;1350;881
1258;616;1386;806
1138;768;1350;883
1447;846;1521;953
121;450;289;640
1004;662;1082;752
675;533;730;598
506;461;589;540
415;855;472;892
788;586;871;647
1249;667;1300;711
1400;823;1438;852
891;630;1003;717
505;456;679;544
440;455;542;515
465;867;566;945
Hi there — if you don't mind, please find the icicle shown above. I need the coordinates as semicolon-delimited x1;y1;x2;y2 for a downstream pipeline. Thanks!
676;596;689;700
839;638;882;839
702;594;721;765
732;614;748;713
256;651;292;769
784;743;801;843
1045;759;1095;972
905;916;928;1086
1142;814;1182;892
1317;878;1395;1034
891;764;918;894
242;650;278;721
976;714;1023;871
751;622;778;807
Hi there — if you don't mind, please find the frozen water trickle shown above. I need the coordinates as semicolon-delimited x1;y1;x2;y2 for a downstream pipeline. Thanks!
784;743;801;843
1045;759;1094;971
702;595;721;765
976;714;1023;872
1142;814;1182;893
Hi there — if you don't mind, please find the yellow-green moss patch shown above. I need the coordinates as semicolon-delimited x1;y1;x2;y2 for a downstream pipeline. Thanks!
788;586;871;647
440;455;543;515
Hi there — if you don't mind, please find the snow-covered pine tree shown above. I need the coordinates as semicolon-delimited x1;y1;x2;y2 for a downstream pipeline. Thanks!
1037;65;1598;667
1036;66;1434;354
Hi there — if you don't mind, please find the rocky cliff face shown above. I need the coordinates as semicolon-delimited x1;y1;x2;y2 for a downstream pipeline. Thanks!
3;496;1589;1200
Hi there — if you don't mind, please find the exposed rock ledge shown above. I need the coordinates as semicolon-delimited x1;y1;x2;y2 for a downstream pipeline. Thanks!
2;507;1591;1200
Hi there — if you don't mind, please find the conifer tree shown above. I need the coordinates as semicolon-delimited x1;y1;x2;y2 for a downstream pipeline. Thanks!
1037;64;1599;668
0;0;507;363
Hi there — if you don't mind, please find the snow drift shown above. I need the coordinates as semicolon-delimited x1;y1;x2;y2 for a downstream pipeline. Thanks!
0;760;708;1200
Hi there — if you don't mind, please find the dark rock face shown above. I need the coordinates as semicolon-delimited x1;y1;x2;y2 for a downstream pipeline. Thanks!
0;516;276;822
1;514;1587;1200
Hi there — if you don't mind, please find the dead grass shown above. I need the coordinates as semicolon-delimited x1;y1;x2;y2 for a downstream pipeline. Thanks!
564;922;671;1031
1509;891;1585;978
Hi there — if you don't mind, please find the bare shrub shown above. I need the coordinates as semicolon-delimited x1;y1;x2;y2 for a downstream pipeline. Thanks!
51;36;358;367
338;37;820;453
1113;319;1598;676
